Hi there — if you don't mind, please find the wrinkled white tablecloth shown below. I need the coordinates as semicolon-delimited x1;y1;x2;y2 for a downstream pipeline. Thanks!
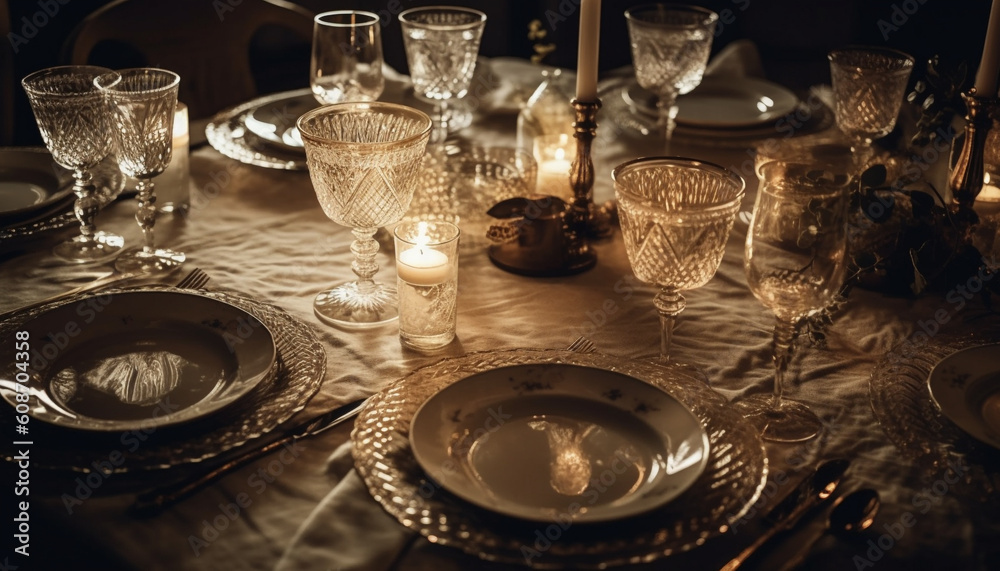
2;51;998;571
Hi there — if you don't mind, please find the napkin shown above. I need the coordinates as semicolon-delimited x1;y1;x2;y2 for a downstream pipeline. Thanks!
274;442;416;571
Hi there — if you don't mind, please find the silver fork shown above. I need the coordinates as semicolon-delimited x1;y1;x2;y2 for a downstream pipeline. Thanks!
174;267;210;290
567;336;597;353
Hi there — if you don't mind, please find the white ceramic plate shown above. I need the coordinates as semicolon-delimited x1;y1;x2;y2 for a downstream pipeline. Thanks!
0;290;277;432
243;93;317;152
0;148;74;222
409;363;710;523
624;76;799;128
927;343;1000;449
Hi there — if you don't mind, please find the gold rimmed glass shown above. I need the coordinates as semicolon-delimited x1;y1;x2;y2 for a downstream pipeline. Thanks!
297;102;432;328
95;67;183;274
613;157;745;380
21;65;125;263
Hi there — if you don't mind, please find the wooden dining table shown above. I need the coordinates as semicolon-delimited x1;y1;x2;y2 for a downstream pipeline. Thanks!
1;55;998;571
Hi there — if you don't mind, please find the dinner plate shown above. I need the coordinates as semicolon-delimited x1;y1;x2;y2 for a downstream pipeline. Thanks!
410;363;709;523
624;76;800;128
927;343;1000;449
353;349;768;568
0;148;74;223
0;290;276;431
243;92;317;152
205;88;312;170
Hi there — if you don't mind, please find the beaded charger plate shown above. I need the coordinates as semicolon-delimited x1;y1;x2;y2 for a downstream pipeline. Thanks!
352;349;768;569
0;286;326;472
869;328;1000;502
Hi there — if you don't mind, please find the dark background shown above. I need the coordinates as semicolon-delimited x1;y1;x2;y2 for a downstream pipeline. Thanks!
2;0;992;146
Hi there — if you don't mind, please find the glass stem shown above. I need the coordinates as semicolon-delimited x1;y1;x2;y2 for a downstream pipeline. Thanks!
135;179;157;254
653;288;686;363
432;101;449;144
771;318;798;410
656;89;680;149
350;226;380;294
72;169;99;242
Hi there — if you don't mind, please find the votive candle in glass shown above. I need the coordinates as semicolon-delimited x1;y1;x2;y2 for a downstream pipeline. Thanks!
394;220;460;350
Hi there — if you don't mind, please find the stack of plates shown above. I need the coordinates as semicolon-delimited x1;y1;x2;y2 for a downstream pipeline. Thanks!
0;287;326;471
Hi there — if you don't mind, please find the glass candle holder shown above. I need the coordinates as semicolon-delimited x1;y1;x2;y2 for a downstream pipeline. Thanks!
533;133;574;201
155;102;190;214
394;221;461;351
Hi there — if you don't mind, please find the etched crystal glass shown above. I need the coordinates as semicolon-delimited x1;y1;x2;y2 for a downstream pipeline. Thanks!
297;102;432;328
311;10;384;105
613;157;744;375
733;161;850;442
21;65;124;263
399;6;486;144
625;4;718;147
828;46;914;170
95;68;182;274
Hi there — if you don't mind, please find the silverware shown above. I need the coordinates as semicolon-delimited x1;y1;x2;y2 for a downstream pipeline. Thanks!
130;396;369;516
784;487;880;570
719;458;850;571
567;336;597;353
173;267;210;290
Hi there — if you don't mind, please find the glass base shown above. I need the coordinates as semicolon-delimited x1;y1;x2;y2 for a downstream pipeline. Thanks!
114;247;186;275
313;281;398;328
732;394;823;443
53;231;125;264
400;330;456;352
648;358;711;386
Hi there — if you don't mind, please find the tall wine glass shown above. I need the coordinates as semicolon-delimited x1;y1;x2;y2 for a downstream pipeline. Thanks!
311;10;384;104
95;68;183;274
733;161;851;442
828;46;914;172
297;102;431;328
613;157;745;379
399;6;486;145
21;65;124;263
625;3;718;148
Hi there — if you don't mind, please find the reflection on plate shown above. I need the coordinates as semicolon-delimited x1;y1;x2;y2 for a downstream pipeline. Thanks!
243;93;317;152
353;349;767;568
928;343;1000;449
0;290;276;431
0;286;327;472
624;76;799;128
410;364;709;523
0;150;125;246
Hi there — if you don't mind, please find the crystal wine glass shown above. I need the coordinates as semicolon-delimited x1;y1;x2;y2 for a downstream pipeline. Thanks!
95;68;183;274
828;46;914;172
311;10;385;104
625;3;718;148
613;157;745;378
399;6;486;145
297;102;432;328
21;65;124;263
733;161;851;442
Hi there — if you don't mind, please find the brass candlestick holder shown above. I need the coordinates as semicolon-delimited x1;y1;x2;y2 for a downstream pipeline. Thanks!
949;88;998;210
569;98;614;241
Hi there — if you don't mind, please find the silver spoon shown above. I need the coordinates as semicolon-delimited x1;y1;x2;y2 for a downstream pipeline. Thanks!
785;488;881;569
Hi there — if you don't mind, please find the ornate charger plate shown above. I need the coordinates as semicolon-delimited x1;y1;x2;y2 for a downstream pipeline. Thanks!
205;88;310;171
869;329;1000;502
352;349;768;569
0;286;326;472
0;150;125;246
409;363;710;523
0;290;276;431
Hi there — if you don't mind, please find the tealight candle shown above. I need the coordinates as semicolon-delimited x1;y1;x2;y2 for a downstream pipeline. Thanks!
394;221;461;351
154;102;190;214
534;133;574;201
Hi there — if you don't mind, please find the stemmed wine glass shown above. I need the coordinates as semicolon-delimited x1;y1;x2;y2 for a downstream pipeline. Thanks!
399;6;486;145
733;161;851;442
311;10;385;104
828;46;914;172
613;157;745;379
95;68;183;274
21;65;124;263
297;102;432;328
625;3;718;148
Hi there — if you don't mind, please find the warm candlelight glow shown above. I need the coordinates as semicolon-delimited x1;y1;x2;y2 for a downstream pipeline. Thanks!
534;133;574;201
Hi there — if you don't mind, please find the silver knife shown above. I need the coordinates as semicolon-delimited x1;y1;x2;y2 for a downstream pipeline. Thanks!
130;396;369;516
